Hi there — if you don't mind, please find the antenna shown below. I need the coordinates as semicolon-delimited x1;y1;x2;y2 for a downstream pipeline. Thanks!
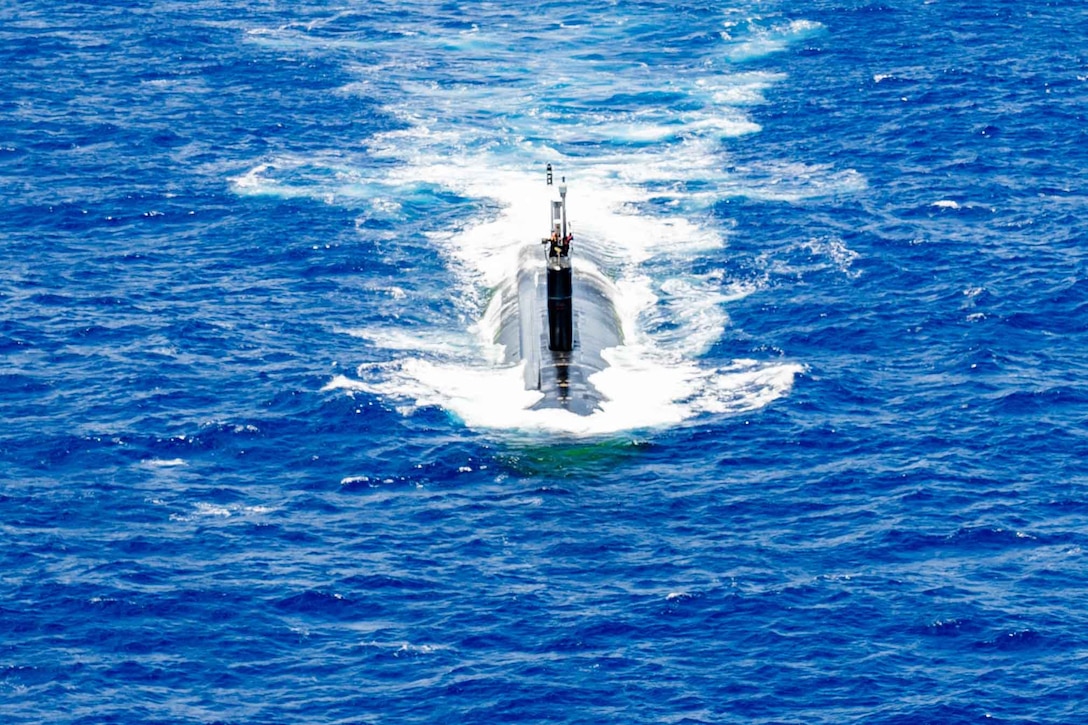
558;176;567;240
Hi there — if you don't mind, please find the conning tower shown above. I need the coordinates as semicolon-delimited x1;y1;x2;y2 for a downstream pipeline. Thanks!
544;164;573;352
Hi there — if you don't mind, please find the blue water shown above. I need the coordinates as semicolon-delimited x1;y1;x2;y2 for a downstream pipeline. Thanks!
3;1;1087;722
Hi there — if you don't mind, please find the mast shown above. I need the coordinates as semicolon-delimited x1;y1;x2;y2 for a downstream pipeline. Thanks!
559;177;567;241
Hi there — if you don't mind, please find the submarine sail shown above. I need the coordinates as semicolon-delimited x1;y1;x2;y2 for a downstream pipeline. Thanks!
546;179;573;351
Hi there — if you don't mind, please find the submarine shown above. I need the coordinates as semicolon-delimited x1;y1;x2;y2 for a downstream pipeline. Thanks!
491;166;623;415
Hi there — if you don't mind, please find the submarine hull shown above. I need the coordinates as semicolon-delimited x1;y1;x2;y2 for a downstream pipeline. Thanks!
494;247;622;416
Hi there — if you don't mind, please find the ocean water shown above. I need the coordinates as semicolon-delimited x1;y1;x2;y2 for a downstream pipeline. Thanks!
3;0;1088;722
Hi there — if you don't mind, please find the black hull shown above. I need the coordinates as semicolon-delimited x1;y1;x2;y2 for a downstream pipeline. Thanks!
493;250;622;416
547;263;573;351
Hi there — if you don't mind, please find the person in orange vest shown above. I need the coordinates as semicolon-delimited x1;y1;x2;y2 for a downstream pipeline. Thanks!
546;227;561;258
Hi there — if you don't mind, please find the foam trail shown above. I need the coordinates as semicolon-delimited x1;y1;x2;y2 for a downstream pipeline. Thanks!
239;10;838;435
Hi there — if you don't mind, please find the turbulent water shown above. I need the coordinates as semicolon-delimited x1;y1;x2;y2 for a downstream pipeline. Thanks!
3;1;1088;722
